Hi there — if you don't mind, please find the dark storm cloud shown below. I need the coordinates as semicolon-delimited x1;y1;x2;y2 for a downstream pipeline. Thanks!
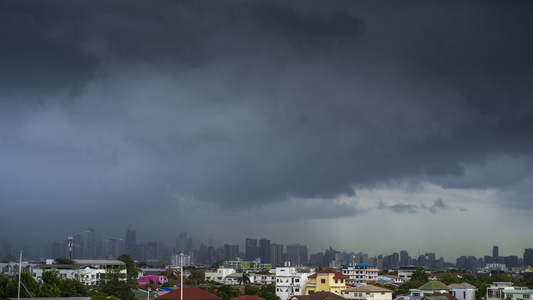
378;199;448;214
1;0;533;244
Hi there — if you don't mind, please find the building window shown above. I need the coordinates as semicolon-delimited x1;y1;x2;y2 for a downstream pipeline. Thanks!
296;289;300;292
321;279;326;284
335;279;338;283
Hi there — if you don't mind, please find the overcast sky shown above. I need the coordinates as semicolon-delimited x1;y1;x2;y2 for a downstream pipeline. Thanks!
2;0;533;262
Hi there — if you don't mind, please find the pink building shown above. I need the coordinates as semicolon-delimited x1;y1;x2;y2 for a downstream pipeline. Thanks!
137;275;168;285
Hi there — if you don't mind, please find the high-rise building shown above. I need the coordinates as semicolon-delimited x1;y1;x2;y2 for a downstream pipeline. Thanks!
103;238;124;259
426;253;436;267
400;250;410;266
175;232;188;254
245;238;259;261
286;244;308;266
259;238;270;264
83;228;96;259
524;249;533;267
493;246;499;258
125;228;137;260
224;244;239;261
270;243;284;267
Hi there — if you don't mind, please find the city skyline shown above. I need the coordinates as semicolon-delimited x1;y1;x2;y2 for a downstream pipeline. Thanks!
4;227;530;266
2;1;533;262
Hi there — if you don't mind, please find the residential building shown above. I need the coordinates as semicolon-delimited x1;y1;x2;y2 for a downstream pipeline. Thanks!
138;275;168;285
260;239;270;264
205;268;236;284
342;284;393;300
32;259;126;286
103;237;124;259
502;287;533;300
341;263;378;284
305;269;348;295
422;293;459;300
486;282;514;300
398;267;419;281
448;283;477;300
275;267;312;300
223;260;271;272
410;281;450;297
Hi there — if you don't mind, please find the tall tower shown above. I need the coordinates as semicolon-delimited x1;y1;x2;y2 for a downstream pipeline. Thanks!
286;244;308;266
493;246;499;258
245;238;258;261
259;238;270;264
83;228;96;259
175;232;188;254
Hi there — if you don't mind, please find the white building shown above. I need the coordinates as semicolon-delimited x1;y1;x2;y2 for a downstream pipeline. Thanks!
342;284;393;300
503;287;533;300
33;259;126;286
275;267;312;300
376;275;404;284
449;283;477;300
486;282;514;300
341;264;379;283
205;268;236;284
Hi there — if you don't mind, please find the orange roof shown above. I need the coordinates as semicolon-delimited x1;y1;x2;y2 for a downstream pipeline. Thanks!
308;269;349;279
159;287;221;300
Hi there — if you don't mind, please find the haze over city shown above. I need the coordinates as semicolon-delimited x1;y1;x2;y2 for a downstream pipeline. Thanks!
1;1;533;263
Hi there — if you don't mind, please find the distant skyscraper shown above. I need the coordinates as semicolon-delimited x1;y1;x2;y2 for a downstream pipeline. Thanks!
286;244;308;266
103;238;124;259
524;249;533;267
224;244;239;261
493;246;499;258
426;253;436;267
400;250;409;266
125;228;137;259
269;243;284;266
259;238;270;263
83;228;96;259
245;238;259;261
175;232;188;254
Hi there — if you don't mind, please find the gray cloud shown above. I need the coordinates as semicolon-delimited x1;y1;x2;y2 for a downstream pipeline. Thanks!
1;1;533;248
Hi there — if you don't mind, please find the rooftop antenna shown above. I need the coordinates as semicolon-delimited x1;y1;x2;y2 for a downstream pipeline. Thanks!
18;249;22;300
68;236;73;260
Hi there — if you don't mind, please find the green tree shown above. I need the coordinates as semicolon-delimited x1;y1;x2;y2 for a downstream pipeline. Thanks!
117;253;137;285
55;257;75;264
61;278;87;297
315;264;324;272
410;268;429;283
257;284;280;300
207;284;242;300
245;285;260;295
99;268;135;300
185;269;205;286
40;270;62;297
437;273;460;285
237;271;251;286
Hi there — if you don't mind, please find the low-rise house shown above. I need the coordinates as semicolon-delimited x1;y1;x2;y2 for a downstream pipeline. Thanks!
138;275;168;285
486;282;514;300
398;267;420;281
275;267;312;300
205;268;236;284
448;283;477;300
410;281;450;297
376;275;404;284
305;269;348;295
502;287;533;300
341;284;393;300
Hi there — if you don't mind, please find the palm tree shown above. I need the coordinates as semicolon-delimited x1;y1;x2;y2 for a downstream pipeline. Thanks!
238;271;251;286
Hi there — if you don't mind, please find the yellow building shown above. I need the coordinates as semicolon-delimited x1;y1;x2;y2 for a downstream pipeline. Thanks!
305;269;349;295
